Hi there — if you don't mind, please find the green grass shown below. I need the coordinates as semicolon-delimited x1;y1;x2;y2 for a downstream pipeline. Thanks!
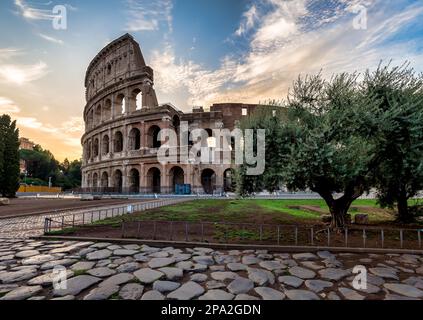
87;198;397;228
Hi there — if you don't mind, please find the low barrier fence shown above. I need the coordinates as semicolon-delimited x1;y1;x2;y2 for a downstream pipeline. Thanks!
43;198;192;235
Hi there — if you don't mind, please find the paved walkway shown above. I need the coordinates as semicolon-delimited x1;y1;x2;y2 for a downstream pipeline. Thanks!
0;239;422;300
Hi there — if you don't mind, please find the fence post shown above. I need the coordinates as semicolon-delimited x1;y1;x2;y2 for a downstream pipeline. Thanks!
363;229;366;248
137;221;141;239
259;225;263;242
418;230;421;248
61;216;65;229
400;230;403;249
345;228;348;247
310;227;314;246
170;221;173;241
295;227;298;246
201;223;204;242
153;221;157;240
44;218;48;234
277;226;280;245
82;212;85;225
72;214;75;227
381;229;384;248
327;228;330;247
185;222;188;242
121;222;125;238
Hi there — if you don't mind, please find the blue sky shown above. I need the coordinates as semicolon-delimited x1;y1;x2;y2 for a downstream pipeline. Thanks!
0;0;423;160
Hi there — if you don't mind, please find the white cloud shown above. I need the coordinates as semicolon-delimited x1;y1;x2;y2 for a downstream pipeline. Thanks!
235;4;259;36
14;0;55;21
124;0;173;32
152;0;423;109
0;62;48;85
0;48;22;61
38;33;64;45
0;97;21;114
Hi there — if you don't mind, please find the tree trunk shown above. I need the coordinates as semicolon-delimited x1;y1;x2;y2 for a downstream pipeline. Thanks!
397;186;412;223
326;198;353;229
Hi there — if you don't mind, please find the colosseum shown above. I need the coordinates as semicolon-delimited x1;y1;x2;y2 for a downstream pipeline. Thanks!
81;34;268;194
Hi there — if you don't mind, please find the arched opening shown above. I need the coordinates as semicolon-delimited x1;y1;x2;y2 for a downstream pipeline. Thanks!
93;138;99;157
172;115;180;132
107;63;112;75
94;105;102;124
129;168;140;193
87;173;92;188
116;94;125;116
92;173;98;188
201;169;216;194
146;167;161;193
132;88;143;111
87;109;94;129
114;131;123;153
223;169;236;192
101;172;109;189
113;170;123;193
102;135;110;155
170;166;184;192
103;99;112;120
129;128;141;150
87;141;92;159
148;125;161;148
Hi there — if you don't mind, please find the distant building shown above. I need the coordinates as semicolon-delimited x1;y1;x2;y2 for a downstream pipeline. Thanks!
19;137;35;174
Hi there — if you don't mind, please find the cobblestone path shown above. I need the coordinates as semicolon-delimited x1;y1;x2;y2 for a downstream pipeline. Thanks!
0;238;422;300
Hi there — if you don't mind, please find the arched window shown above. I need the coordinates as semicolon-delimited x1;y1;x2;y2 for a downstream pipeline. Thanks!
94;105;101;124
114;131;123;153
146;167;161;193
113;170;123;193
92;173;98;188
87;141;92;159
102;135;110;155
129;128;141;150
103;99;112;120
93;138;99;157
107;63;112;75
116;94;125;115
201;169;216;194
148;125;161;148
101;172;108;188
129;168;140;193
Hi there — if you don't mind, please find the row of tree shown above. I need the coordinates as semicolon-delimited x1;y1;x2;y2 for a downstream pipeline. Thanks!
237;63;423;228
0;115;20;197
20;146;82;190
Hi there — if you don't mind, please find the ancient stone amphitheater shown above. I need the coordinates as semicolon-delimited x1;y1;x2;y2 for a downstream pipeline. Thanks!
81;34;265;194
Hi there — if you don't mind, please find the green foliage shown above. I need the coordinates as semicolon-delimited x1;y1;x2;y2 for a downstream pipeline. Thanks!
362;63;423;221
0;114;20;197
19;146;82;190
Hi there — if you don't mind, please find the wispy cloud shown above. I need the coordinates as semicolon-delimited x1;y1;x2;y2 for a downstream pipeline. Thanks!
0;61;48;85
14;0;55;21
38;33;64;45
124;0;173;32
0;97;21;114
235;4;259;36
152;0;423;108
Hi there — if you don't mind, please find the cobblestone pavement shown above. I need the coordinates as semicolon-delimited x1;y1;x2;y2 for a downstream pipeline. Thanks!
0;238;422;300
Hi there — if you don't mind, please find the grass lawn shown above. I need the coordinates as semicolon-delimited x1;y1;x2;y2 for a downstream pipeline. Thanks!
89;198;420;227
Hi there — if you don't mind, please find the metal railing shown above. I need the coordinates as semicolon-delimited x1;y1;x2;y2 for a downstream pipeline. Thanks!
115;220;423;250
43;198;192;234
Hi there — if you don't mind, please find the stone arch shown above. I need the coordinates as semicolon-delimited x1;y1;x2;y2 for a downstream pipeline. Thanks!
130;88;143;112
129;168;140;193
129;128;141;150
201;168;216;194
92;172;98;188
114;131;123;153
102;135;110;155
87;173;92;188
101;171;109;189
115;93;125;116
146;167;161;193
93;138;99;157
87;109;94;129
169;166;184;192
103;99;112;120
94;104;102;124
147;125;161;148
113;169;123;193
223;168;235;192
87;140;92;159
